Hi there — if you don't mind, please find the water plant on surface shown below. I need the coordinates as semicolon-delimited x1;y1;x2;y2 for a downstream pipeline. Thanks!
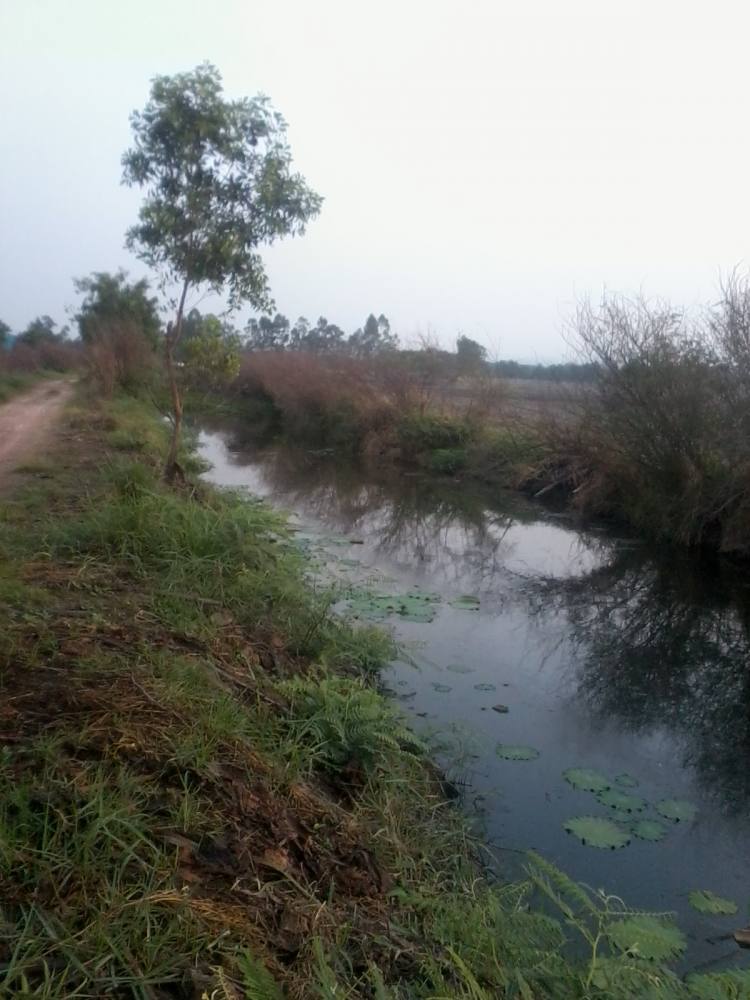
595;788;647;814
655;798;697;823
563;767;611;792
450;594;481;611
473;682;496;692
607;914;687;962
346;589;441;623
563;816;631;849
495;743;540;761
614;772;639;788
631;818;669;842
688;890;738;915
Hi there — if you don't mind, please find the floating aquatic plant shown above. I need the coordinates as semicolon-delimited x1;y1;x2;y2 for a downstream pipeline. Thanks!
446;663;474;674
655;798;696;823
563;816;630;849
473;682;496;692
431;683;452;693
495;743;540;761
614;772;639;788
346;590;441;623
607;915;686;961
631;819;668;842
450;595;481;611
688;890;738;915
562;767;611;793
595;788;647;814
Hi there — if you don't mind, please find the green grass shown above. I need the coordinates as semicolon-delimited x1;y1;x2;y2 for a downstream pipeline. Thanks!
0;387;745;999
0;371;36;403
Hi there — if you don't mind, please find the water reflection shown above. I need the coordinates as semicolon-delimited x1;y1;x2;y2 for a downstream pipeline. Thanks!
526;548;750;814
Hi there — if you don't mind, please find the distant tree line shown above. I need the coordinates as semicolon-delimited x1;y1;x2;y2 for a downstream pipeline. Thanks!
244;311;398;355
489;359;599;382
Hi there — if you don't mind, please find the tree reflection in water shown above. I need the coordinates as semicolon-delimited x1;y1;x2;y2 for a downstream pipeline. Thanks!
524;546;750;814
208;425;750;815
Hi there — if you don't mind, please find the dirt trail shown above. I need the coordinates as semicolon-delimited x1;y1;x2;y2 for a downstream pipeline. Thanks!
0;379;74;481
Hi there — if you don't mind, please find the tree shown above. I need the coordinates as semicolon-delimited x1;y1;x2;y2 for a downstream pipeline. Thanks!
456;334;487;372
0;320;10;348
122;62;322;477
303;316;346;352
349;313;398;355
74;270;161;346
245;312;290;351
18;315;59;347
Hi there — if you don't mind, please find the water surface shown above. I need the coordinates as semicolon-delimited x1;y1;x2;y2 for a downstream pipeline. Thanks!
199;426;750;973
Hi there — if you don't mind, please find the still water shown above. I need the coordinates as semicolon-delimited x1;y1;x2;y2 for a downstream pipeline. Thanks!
198;425;750;974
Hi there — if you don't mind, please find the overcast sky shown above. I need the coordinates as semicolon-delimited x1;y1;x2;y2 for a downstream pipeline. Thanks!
2;0;749;358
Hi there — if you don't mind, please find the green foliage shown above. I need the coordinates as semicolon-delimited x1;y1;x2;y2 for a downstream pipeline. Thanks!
18;314;60;347
236;950;284;999
686;969;750;998
398;412;471;454
631;819;669;842
428;446;467;474
607;915;687;962
74;269;161;345
181;313;241;386
279;673;426;775
563;816;631;849
563;767;611;792
595;788;647;813
122;62;322;312
495;744;540;761
688;890;738;915
655;799;697;823
456;333;488;372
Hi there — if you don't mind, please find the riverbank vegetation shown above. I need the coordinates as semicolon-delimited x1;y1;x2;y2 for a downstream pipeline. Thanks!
1;386;742;998
181;274;750;558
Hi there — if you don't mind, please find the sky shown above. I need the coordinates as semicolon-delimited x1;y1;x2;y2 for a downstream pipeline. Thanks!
2;0;750;359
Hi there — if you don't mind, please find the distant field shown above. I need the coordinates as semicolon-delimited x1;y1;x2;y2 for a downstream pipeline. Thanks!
439;377;590;424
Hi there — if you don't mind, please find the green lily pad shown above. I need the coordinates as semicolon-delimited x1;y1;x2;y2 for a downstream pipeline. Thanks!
431;683;452;693
473;682;496;692
495;744;540;761
563;767;611;793
608;915;686;961
655;798;696;823
688;890;738;916
614;772;639;788
450;595;481;611
347;591;441;623
446;663;474;674
631;819;669;842
563;816;631;849
595;788;647;814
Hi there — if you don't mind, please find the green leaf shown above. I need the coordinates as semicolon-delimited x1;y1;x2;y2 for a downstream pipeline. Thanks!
450;595;481;611
688;890;738;915
687;969;750;998
631;819;669;842
595;788;647;814
608;915;686;961
655;798;696;823
614;772;639;788
562;767;611;792
563;816;631;849
495;743;540;761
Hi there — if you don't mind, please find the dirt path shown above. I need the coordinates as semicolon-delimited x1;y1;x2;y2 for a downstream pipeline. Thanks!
0;379;74;482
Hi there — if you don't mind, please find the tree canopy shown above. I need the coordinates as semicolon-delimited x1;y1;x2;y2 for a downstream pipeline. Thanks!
122;62;322;314
74;270;161;345
18;316;59;347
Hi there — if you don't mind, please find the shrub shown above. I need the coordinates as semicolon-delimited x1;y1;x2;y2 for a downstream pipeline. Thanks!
86;320;157;395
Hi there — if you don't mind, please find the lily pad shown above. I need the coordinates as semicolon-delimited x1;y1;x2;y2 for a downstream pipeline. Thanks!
347;591;441;623
473;682;496;692
614;772;639;788
595;788;647;814
446;663;474;674
655;798;696;823
608;915;686;961
563;816;630;849
563;767;611;793
450;595;481;611
688;890;738;916
631;819;669;842
495;743;540;761
431;683;452;693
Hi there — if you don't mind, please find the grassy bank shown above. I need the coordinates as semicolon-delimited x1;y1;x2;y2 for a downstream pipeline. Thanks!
0;387;744;998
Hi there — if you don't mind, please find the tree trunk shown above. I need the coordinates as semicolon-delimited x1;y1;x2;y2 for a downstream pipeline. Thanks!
164;278;190;481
